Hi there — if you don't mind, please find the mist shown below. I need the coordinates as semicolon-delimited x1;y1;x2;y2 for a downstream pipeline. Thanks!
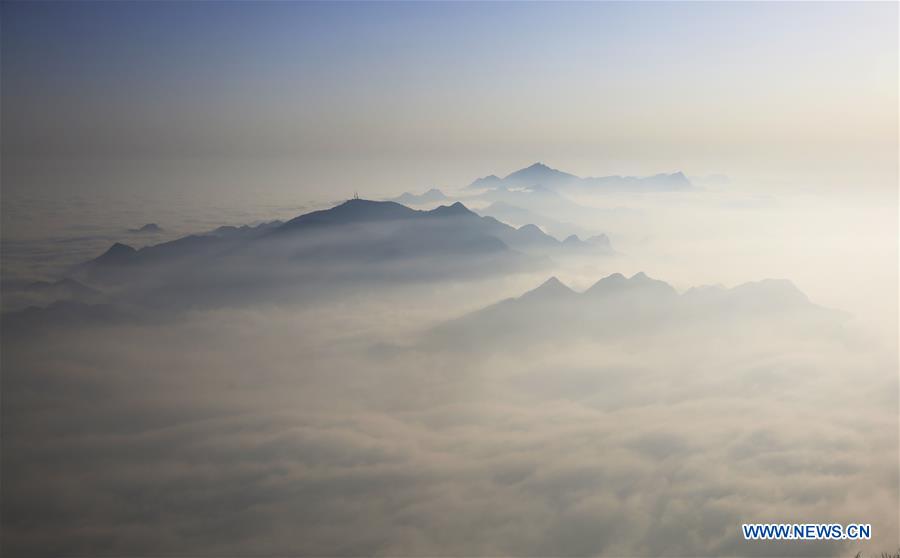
2;2;898;557
3;164;897;556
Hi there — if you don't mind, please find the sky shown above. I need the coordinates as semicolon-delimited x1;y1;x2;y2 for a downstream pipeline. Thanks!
2;1;897;192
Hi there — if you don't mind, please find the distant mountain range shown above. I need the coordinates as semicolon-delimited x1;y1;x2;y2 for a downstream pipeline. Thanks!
65;199;613;310
470;162;692;193
477;201;597;241
261;199;595;254
86;199;608;274
1;277;106;313
128;223;163;234
377;162;669;241
387;188;448;205
428;272;843;350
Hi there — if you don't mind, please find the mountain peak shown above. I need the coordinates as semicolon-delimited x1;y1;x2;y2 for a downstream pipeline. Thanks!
276;199;418;232
526;162;550;171
92;242;137;266
388;188;448;205
585;272;675;298
540;276;564;288
428;201;475;217
504;162;578;184
107;242;136;254
469;174;504;189
128;223;162;233
520;276;575;300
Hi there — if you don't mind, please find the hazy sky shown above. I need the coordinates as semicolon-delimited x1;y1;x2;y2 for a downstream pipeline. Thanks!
2;1;897;187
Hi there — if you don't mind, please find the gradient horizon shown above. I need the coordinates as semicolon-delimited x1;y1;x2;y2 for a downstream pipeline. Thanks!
2;1;897;192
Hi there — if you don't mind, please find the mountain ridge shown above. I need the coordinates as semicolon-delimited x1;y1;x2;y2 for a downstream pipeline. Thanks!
427;272;844;351
470;163;692;193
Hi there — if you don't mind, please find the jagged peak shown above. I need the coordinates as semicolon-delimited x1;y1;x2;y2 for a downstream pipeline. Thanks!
586;272;675;295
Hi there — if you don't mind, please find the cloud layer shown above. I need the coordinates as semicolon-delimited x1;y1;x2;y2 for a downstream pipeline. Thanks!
3;286;896;556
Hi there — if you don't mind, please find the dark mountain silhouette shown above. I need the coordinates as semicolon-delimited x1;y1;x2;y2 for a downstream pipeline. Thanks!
74;200;587;307
275;199;420;232
83;200;609;276
469;163;693;193
93;242;138;266
267;199;564;252
208;220;283;239
428;201;475;218
128;223;163;233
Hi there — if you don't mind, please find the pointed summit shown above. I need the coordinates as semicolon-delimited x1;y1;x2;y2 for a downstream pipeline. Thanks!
504;162;578;185
512;223;558;247
93;242;137;266
520;276;576;300
585;272;627;294
524;162;551;172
